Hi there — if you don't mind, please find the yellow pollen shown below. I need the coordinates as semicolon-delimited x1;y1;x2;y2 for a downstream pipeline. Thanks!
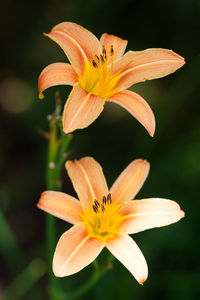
81;193;123;243
78;45;121;98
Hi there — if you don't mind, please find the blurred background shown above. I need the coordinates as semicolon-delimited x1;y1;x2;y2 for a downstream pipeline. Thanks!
0;0;200;299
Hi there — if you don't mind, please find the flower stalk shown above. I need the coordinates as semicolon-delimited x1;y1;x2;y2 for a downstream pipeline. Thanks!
45;95;72;298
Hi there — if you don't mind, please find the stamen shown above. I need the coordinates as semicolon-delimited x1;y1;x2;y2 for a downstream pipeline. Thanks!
101;204;105;212
94;200;100;207
93;205;99;213
110;45;114;56
102;195;107;205
95;55;100;61
100;55;105;63
107;193;112;204
92;60;98;68
102;45;107;59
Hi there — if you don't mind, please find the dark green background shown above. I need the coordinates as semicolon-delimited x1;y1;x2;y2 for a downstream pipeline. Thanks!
0;0;199;299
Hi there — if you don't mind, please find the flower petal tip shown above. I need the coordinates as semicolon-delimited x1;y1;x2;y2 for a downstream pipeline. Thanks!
62;123;73;135
172;52;185;70
53;269;63;278
39;92;44;100
148;114;156;137
139;159;150;166
139;278;146;285
178;55;185;66
180;210;185;219
149;130;155;137
37;191;46;208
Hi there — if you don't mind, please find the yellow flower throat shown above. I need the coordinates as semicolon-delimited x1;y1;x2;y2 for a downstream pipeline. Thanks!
81;193;123;243
78;45;120;99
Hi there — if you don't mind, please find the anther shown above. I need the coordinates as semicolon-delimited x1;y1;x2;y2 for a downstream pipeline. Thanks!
102;45;107;59
100;55;105;63
95;55;100;61
102;195;107;205
107;193;112;204
93;205;99;213
110;45;114;56
92;60;98;68
94;200;100;207
101;204;105;212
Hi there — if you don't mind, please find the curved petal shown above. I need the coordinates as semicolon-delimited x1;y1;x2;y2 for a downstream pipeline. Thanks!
45;22;101;74
109;90;155;136
66;157;109;210
53;223;104;277
100;33;127;63
110;159;150;204
106;235;148;284
37;191;82;224
38;63;77;98
113;48;185;90
62;84;105;134
119;198;185;234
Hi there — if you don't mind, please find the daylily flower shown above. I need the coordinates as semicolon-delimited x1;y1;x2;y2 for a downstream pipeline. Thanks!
38;22;185;136
37;157;184;284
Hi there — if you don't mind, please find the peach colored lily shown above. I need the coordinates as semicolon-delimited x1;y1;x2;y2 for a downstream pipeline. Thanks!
37;157;184;284
38;22;185;136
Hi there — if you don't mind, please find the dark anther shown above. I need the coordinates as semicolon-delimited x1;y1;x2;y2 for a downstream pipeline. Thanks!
93;205;99;213
95;55;100;61
94;200;100;207
102;45;107;59
107;193;112;204
92;60;98;68
101;204;105;212
110;45;114;56
100;55;105;63
102;195;107;205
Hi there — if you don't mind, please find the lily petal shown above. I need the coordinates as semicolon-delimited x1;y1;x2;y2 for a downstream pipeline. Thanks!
62;84;105;134
100;33;128;62
38;63;77;98
110;159;150;204
37;191;82;224
106;235;148;284
119;198;185;234
114;48;185;91
108;90;155;136
45;22;101;74
66;157;109;210
53;223;104;277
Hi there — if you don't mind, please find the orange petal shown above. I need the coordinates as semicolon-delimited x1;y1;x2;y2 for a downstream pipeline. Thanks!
106;235;148;284
110;159;150;204
62;84;105;134
100;33;128;62
37;191;82;224
53;223;104;276
114;48;185;90
45;22;101;74
108;89;155;136
66;157;109;210
119;198;185;234
38;63;77;98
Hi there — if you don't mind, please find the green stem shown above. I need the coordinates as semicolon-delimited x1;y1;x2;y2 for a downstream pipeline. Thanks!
45;118;72;299
65;255;114;299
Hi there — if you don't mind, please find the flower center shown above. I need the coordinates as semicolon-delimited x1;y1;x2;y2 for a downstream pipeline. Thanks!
78;45;120;99
81;193;123;242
